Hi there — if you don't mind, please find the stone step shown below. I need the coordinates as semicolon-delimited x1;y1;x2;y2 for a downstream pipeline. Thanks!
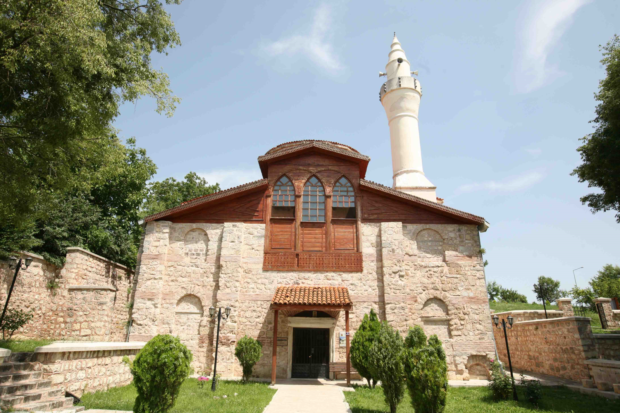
50;407;85;413
12;396;74;412
1;387;64;407
0;362;38;374
0;371;42;384
0;379;51;396
8;352;35;363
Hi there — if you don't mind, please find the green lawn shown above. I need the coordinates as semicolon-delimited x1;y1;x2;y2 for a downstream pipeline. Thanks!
0;339;53;353
77;379;276;413
345;386;620;413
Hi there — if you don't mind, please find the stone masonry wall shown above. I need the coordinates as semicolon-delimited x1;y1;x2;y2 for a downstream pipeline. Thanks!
594;335;620;361
0;248;133;341
131;221;495;380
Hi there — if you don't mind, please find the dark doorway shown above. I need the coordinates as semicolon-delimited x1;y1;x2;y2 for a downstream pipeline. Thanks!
291;328;330;378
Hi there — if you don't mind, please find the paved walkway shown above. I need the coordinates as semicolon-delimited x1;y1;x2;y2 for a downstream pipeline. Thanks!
264;379;353;413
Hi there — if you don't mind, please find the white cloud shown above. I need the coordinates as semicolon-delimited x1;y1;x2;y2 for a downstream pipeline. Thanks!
456;171;545;194
198;169;262;190
514;0;592;93
260;4;343;73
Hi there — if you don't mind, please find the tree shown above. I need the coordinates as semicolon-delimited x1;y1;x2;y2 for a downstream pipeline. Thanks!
403;326;448;413
368;322;405;413
533;276;565;304
499;288;527;304
487;281;501;301
0;309;34;340
350;309;381;388
0;0;181;224
590;264;620;299
131;335;192;413
235;336;262;383
141;172;220;218
572;35;620;222
571;286;596;312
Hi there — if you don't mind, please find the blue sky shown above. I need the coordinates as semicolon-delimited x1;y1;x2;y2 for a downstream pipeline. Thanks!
116;0;619;302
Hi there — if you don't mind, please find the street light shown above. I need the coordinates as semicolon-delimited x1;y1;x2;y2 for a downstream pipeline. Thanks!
209;305;231;391
493;315;518;401
1;256;33;327
573;267;583;288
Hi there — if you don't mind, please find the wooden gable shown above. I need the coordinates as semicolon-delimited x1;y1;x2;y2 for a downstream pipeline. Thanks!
168;188;267;223
361;189;462;224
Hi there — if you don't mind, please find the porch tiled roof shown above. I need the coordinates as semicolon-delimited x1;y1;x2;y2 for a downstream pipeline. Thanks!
272;286;351;307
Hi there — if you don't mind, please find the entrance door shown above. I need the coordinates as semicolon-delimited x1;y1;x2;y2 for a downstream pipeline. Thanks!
291;328;330;378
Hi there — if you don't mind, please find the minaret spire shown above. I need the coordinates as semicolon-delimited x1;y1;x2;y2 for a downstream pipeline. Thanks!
379;35;436;202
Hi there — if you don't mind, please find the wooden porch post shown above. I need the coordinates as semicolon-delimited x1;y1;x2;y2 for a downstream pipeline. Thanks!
345;309;350;386
271;309;279;385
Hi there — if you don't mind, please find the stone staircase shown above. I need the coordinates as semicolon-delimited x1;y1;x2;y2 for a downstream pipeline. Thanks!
0;359;84;412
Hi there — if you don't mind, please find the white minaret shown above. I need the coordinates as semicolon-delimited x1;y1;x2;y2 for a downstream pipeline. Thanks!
380;34;437;202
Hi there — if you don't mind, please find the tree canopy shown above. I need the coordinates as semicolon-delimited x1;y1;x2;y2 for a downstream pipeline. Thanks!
572;35;620;222
590;264;620;300
533;276;566;304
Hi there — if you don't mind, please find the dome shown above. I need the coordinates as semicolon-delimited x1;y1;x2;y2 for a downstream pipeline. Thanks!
265;140;360;156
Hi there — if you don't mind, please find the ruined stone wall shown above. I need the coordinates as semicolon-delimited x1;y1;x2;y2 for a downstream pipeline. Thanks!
493;314;598;382
131;220;495;380
0;248;133;341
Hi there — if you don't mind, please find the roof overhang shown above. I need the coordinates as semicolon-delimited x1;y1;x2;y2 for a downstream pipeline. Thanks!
258;142;370;179
270;286;352;311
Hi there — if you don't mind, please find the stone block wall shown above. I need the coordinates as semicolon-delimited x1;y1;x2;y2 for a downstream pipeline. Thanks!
595;298;620;328
595;335;620;361
131;220;495;380
0;248;134;341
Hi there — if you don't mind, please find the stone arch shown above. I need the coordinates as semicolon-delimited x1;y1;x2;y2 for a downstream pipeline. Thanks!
466;355;490;380
416;229;444;262
420;297;451;340
184;228;208;261
174;294;205;370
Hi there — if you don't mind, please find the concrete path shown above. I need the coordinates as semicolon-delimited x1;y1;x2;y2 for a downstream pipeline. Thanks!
264;379;352;413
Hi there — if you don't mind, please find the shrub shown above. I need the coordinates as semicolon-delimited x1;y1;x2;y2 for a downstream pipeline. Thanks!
403;326;448;413
0;308;34;339
235;336;262;382
488;361;512;400
520;375;542;405
350;309;381;388
368;322;405;413
131;335;192;413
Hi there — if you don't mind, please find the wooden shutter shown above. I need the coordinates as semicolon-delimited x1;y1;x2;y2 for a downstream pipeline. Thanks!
332;221;357;251
301;223;326;252
271;220;295;250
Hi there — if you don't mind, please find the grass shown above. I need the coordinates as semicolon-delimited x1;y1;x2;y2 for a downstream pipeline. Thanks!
77;379;276;413
0;339;53;353
489;301;620;335
345;385;620;413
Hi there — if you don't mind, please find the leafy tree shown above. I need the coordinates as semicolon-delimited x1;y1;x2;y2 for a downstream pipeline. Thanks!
0;0;181;224
131;335;192;413
0;308;34;340
533;276;565;304
590;264;620;299
499;288;527;304
487;281;501;301
141;172;220;218
403;326;448;413
350;309;381;388
572;35;620;222
234;336;262;383
571;286;597;312
368;322;405;413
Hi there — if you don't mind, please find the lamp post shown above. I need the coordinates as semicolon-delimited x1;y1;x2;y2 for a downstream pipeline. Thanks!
573;267;583;288
493;315;518;401
1;256;33;328
209;305;231;391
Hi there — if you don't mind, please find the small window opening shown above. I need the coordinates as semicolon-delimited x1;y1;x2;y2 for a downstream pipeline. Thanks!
302;177;325;222
272;176;295;218
332;177;356;219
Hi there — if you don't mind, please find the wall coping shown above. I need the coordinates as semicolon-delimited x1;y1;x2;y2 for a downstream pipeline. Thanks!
557;298;573;303
515;316;591;326
34;342;145;353
594;297;612;303
67;285;117;292
585;359;620;368
493;310;563;316
0;349;11;358
66;247;132;272
593;334;620;340
613;310;620;315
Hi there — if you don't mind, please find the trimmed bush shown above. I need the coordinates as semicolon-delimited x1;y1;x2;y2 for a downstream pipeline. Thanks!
520;375;542;405
235;336;262;382
0;308;33;339
368;322;405;413
131;335;192;413
350;309;381;388
403;326;448;413
488;361;512;400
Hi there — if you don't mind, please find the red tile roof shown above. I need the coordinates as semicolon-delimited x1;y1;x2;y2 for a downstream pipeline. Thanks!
272;286;352;307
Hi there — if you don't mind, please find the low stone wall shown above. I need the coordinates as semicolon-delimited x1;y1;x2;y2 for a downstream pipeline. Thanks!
595;335;620;361
32;342;144;397
585;359;620;392
493;313;597;382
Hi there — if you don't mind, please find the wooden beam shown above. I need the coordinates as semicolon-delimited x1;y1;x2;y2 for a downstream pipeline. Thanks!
271;309;278;385
346;309;351;386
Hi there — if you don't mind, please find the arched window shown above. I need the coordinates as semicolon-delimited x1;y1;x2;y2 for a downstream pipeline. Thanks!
332;177;356;218
272;176;295;218
302;177;325;222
